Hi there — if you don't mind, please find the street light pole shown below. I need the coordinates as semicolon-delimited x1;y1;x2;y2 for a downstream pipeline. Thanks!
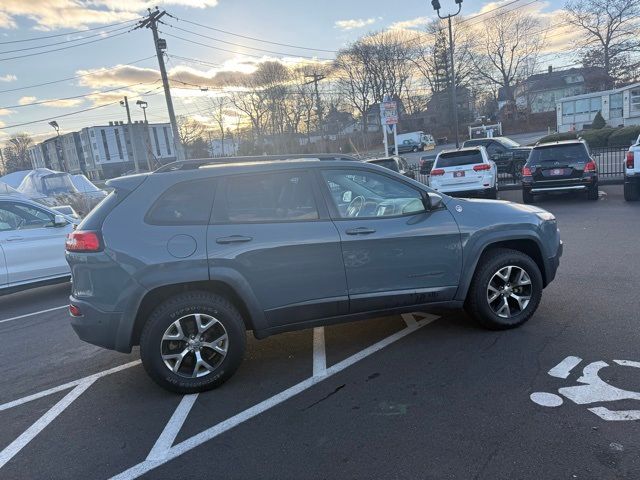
431;0;463;149
48;120;68;172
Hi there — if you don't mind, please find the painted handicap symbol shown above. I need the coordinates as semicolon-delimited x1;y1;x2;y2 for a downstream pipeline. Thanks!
530;356;640;421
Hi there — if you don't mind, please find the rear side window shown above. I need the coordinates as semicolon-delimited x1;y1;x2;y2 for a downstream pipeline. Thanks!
215;171;319;223
529;144;589;165
146;179;216;225
437;150;483;168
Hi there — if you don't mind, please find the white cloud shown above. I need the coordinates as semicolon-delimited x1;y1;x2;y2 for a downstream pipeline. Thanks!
389;16;431;30
0;108;14;115
0;120;5;128
0;1;218;31
0;74;17;82
335;18;378;31
18;96;36;105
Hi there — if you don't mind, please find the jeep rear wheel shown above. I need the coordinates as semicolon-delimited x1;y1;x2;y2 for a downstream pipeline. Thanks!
465;248;543;330
140;291;246;394
624;182;640;201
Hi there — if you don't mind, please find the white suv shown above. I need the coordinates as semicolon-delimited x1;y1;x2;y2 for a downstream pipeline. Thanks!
429;146;498;198
0;195;74;293
625;135;640;201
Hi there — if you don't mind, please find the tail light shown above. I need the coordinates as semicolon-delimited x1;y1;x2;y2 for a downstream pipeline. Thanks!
66;231;102;253
627;151;635;169
584;160;597;173
473;164;491;171
69;304;82;317
522;166;533;176
430;168;445;176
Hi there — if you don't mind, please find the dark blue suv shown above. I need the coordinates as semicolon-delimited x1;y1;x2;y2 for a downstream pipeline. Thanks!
66;156;562;393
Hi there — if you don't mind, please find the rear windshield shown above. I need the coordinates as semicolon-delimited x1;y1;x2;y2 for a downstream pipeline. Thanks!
529;144;589;165
463;140;487;148
437;150;483;168
369;159;399;172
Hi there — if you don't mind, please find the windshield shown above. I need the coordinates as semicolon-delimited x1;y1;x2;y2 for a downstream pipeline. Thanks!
498;137;520;148
437;150;484;168
529;144;589;165
42;174;77;195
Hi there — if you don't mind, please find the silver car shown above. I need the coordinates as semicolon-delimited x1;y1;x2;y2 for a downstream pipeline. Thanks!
0;195;74;292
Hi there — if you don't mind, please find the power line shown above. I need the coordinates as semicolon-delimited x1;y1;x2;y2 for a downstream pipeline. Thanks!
165;14;337;53
0;56;155;94
0;18;141;45
167;54;223;68
1;81;160;109
0;86;163;130
0;30;131;62
0;24;134;55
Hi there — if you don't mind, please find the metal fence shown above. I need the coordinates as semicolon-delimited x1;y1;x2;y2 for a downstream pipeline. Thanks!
406;145;627;189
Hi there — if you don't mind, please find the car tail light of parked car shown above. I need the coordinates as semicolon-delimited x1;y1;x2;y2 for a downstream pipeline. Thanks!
626;151;635;169
65;231;102;253
584;160;597;173
473;164;491;171
523;166;532;176
430;168;445;176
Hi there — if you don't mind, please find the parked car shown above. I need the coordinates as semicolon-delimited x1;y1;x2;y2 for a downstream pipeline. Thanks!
365;156;415;179
429;147;498;199
52;205;81;220
0;195;74;293
419;154;437;175
463;137;532;180
522;140;598;204
388;139;423;154
66;157;562;393
624;135;640;201
396;131;436;151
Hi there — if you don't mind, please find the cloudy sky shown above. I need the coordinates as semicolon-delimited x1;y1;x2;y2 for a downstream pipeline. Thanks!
0;0;572;140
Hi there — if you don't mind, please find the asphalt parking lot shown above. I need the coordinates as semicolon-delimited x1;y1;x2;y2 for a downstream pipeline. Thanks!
1;184;639;480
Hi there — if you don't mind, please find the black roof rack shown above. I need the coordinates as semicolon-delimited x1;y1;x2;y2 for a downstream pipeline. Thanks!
154;154;359;173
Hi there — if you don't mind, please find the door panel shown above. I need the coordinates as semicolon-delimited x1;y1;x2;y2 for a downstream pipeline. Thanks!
0;245;7;287
208;171;348;327
319;169;462;312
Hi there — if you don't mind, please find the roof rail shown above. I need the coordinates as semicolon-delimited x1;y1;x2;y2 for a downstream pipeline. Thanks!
154;154;360;173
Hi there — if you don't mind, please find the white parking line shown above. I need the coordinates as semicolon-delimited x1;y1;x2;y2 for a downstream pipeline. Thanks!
146;394;200;462
0;379;96;469
0;306;68;325
111;313;438;480
0;360;141;412
313;327;326;377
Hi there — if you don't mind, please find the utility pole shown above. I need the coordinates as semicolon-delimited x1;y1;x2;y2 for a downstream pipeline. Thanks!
120;96;132;124
305;73;325;142
135;8;185;161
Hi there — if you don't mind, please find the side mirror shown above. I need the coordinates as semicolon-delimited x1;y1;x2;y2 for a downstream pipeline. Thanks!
425;192;444;210
53;214;67;227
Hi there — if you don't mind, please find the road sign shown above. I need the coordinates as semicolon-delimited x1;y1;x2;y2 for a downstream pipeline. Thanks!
380;101;398;125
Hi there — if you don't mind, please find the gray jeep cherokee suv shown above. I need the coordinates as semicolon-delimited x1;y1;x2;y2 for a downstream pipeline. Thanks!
66;157;562;393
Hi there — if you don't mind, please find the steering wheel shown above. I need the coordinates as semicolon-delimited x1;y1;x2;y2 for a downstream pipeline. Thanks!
346;195;366;218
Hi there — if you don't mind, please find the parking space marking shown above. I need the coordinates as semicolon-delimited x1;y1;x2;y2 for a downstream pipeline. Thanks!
111;313;438;480
0;305;67;325
548;355;582;378
0;360;141;412
147;394;200;462
0;379;96;469
313;327;326;377
401;313;418;327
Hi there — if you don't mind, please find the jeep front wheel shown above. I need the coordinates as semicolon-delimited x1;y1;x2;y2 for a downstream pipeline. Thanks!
140;291;246;394
465;248;543;330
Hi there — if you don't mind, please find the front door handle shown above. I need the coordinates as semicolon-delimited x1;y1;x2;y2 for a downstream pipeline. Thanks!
345;227;376;236
5;236;25;242
216;235;253;244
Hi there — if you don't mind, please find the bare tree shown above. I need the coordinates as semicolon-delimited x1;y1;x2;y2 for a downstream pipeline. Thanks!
471;11;544;106
565;0;640;86
209;95;230;156
2;133;33;174
177;116;206;159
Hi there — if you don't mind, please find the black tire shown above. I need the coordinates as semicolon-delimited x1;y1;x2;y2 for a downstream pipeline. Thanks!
512;161;524;181
522;189;535;204
486;187;498;199
140;291;247;394
624;181;640;201
587;184;599;201
412;146;419;152
465;248;543;330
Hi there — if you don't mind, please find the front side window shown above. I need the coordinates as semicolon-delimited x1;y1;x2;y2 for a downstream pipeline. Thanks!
0;202;53;231
146;179;216;225
322;169;425;219
217;172;318;223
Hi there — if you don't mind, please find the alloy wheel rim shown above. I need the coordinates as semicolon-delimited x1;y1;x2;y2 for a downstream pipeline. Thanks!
487;265;532;319
160;313;228;378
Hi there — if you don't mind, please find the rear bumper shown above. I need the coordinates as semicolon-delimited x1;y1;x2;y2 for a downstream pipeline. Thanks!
69;296;130;353
523;176;597;193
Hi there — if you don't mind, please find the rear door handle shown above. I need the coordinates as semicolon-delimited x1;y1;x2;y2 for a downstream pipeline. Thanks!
5;236;25;242
216;235;253;244
345;227;376;236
